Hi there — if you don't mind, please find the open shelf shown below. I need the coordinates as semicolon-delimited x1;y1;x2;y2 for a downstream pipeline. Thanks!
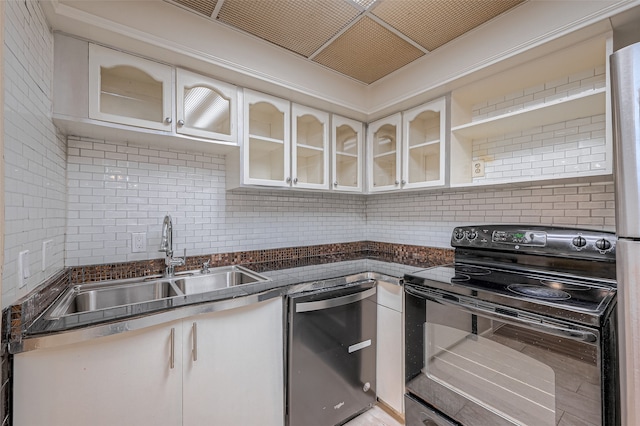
448;33;611;189
452;89;606;140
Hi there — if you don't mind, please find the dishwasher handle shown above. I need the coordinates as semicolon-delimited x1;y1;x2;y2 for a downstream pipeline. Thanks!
295;286;377;313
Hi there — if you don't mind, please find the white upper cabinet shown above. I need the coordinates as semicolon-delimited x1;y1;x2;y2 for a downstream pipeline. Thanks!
450;34;612;188
332;115;363;192
242;89;291;187
89;43;173;132
235;91;333;190
402;98;447;189
292;104;330;190
367;99;447;193
54;35;238;154
368;113;402;193
176;68;237;142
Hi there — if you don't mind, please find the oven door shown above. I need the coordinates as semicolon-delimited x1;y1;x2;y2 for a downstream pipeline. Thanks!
405;284;602;426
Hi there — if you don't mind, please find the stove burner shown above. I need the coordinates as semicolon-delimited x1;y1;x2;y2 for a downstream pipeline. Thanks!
451;273;471;282
507;284;571;300
540;280;589;291
455;266;491;276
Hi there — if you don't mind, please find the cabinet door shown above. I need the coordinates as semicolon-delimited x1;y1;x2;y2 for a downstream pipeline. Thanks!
292;104;329;190
182;297;284;426
13;322;183;426
176;68;237;142
367;113;402;192
243;89;291;187
402;97;447;189
332;115;363;192
88;43;173;131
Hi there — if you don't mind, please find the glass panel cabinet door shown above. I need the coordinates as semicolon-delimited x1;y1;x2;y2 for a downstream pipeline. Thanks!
88;44;173;131
402;97;447;189
292;104;329;190
332;115;363;192
176;69;237;142
368;113;402;192
243;89;291;187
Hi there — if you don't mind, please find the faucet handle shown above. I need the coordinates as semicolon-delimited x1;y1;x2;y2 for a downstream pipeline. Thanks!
201;259;211;274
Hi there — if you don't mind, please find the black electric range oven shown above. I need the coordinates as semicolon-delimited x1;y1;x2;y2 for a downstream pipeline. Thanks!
404;225;619;426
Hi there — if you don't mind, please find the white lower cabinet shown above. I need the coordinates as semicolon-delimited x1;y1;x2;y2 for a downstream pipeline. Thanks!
14;319;184;426
182;297;284;426
376;280;404;415
13;297;284;426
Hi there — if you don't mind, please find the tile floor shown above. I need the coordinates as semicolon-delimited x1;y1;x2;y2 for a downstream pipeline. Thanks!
344;405;403;426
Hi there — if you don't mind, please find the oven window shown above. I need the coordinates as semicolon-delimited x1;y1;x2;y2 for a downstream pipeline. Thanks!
418;300;600;426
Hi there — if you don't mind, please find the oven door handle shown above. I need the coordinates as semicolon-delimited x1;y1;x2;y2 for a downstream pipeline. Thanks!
405;286;598;344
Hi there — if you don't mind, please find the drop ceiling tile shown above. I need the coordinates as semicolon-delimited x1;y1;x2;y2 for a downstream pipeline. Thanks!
372;0;525;51
313;16;424;84
217;0;361;57
170;0;218;17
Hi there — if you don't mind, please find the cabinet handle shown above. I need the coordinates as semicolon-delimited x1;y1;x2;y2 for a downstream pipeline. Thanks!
165;117;172;124
286;177;292;183
401;179;406;185
293;177;298;184
334;181;338;187
170;327;175;369
395;180;399;185
192;322;198;362
178;119;185;126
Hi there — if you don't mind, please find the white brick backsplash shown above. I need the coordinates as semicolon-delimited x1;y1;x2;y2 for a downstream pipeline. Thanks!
472;67;606;121
65;137;368;266
472;114;606;184
367;179;614;247
3;0;66;308
62;132;616;265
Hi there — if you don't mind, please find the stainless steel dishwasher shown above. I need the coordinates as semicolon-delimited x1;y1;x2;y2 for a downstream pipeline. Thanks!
287;280;377;426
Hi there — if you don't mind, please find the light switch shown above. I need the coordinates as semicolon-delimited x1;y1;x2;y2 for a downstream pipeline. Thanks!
18;250;30;288
42;240;53;271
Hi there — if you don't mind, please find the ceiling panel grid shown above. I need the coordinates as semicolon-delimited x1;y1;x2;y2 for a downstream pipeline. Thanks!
163;0;526;84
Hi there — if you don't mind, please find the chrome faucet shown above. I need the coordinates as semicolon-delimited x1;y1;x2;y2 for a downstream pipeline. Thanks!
159;214;185;277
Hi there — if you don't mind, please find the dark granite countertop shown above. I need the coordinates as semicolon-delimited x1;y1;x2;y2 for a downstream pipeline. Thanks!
8;252;447;354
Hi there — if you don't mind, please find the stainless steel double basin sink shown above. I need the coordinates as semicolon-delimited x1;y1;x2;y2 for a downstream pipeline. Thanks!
45;266;270;319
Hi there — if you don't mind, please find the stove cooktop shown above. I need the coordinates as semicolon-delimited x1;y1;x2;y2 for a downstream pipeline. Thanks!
404;262;616;326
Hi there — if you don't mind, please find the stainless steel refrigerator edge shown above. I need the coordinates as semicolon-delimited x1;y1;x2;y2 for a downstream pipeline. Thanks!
611;40;640;426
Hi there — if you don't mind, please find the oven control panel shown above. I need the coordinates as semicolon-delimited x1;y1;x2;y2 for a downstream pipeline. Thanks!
492;230;547;246
451;225;616;259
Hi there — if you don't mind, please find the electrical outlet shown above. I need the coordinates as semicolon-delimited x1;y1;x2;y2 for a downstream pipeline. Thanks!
18;250;30;288
132;233;147;253
472;160;485;178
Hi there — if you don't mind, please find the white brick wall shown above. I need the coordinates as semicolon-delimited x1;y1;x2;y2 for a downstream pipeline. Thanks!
471;67;606;120
366;180;615;248
66;137;615;265
3;0;66;308
472;114;607;183
65;137;367;266
468;67;608;185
